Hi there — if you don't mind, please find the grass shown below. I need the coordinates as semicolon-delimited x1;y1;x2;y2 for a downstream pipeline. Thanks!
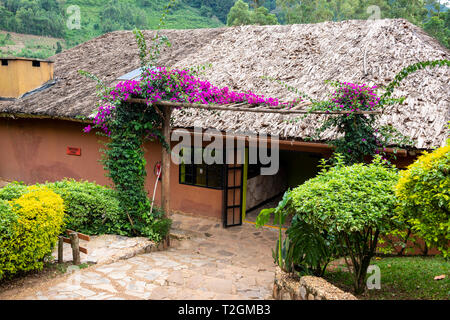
0;34;15;46
0;0;223;59
324;256;450;300
63;0;223;47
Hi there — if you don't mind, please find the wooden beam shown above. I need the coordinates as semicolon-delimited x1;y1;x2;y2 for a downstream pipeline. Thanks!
126;98;381;115
181;129;408;156
66;229;90;241
62;237;88;255
161;105;172;217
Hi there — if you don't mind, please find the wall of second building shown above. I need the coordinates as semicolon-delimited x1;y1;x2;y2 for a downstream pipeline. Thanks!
0;118;223;220
0;60;54;98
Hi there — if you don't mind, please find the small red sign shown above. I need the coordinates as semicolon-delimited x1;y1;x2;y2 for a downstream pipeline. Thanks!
67;147;81;156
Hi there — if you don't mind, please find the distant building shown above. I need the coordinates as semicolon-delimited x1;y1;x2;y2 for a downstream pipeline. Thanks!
0;57;54;99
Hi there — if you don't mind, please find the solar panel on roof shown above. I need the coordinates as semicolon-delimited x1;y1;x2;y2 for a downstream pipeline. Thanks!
117;67;158;81
117;67;144;80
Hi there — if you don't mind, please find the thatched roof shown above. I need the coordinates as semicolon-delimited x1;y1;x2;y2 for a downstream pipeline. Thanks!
0;19;448;149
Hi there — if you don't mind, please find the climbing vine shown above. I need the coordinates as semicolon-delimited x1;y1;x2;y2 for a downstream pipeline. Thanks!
304;59;450;164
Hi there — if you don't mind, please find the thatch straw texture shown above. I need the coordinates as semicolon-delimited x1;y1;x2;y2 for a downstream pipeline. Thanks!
0;19;448;149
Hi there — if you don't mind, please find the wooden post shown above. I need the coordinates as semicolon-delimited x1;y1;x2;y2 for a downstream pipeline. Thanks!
58;236;64;264
69;232;81;265
161;106;172;218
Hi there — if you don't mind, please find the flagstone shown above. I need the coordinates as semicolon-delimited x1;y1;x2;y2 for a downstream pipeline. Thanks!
1;213;277;301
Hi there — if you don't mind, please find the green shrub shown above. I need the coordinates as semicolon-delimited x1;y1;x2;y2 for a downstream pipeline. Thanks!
395;145;450;258
45;179;127;236
0;182;27;201
258;155;399;294
257;191;338;276
0;179;170;241
0;187;65;280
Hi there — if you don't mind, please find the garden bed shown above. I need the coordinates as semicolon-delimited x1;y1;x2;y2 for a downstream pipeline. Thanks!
324;256;449;300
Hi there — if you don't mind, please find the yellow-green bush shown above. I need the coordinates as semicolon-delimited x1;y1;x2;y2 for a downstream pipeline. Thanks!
0;187;65;280
395;145;450;257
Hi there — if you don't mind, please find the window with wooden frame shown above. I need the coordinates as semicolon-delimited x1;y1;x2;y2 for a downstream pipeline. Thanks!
179;147;224;189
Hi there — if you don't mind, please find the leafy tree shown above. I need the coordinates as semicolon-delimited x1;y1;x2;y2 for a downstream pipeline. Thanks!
227;0;253;26
253;6;279;25
100;0;148;33
184;0;236;23
227;0;278;26
388;0;428;25
274;0;448;49
424;11;449;48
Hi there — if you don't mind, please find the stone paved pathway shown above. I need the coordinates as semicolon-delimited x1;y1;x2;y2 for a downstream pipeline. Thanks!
0;214;279;300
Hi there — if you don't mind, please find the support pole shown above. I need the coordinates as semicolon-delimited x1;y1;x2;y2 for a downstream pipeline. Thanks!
161;106;172;218
58;236;64;264
70;232;81;265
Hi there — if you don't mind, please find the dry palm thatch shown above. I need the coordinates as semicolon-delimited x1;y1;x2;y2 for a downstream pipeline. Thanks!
0;19;448;149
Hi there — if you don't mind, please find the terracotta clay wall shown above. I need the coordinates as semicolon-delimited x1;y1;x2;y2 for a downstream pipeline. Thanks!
0;118;223;220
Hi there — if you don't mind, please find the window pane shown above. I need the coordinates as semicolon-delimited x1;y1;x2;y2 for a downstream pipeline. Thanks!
179;147;225;189
184;174;194;184
207;165;223;188
196;164;207;186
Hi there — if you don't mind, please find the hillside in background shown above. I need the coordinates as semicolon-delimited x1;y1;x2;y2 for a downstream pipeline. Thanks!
0;31;66;59
0;0;223;59
0;0;448;59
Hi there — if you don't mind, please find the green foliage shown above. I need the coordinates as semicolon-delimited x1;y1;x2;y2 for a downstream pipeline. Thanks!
227;0;278;26
256;191;292;270
80;8;175;242
184;0;237;23
293;155;399;294
303;60;448;165
45;179;126;236
0;179;168;238
257;155;400;293
101;100;171;242
0;200;17;238
55;41;62;54
0;187;65;280
380;59;450;105
274;0;449;48
291;155;399;234
395;145;450;258
0;181;27;201
0;33;14;46
424;13;449;48
0;0;223;55
100;0;148;33
0;0;65;38
285;214;338;276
